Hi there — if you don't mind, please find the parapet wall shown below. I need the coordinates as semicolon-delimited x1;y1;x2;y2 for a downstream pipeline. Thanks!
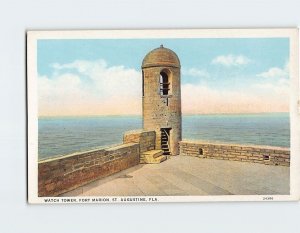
38;143;140;196
179;140;290;166
123;129;156;153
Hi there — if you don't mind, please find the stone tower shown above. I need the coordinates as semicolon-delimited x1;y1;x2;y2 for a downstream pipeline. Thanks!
142;45;182;155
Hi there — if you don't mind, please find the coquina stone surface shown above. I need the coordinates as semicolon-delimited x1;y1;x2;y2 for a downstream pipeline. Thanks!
38;143;140;196
179;140;290;166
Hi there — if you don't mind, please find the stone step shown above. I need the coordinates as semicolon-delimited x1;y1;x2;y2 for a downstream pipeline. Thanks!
155;155;167;163
140;150;167;164
142;149;164;158
140;155;167;164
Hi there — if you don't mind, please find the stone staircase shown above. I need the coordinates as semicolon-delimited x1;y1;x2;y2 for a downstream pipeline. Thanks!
161;129;171;156
140;150;167;164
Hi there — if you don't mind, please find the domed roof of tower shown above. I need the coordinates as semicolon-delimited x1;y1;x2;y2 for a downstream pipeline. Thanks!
142;45;180;68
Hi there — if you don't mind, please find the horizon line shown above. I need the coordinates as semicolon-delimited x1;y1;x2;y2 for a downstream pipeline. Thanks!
38;111;289;118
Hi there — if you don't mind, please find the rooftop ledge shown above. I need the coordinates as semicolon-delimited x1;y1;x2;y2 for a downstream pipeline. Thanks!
180;139;290;151
39;142;138;164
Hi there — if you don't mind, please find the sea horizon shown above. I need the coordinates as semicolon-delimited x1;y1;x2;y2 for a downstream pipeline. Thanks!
38;111;289;119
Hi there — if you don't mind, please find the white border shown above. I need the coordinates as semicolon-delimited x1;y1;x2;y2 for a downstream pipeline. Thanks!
27;29;300;204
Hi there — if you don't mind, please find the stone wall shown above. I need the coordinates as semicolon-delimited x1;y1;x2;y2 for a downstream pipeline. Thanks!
124;129;169;164
38;143;140;196
179;140;290;166
123;129;156;153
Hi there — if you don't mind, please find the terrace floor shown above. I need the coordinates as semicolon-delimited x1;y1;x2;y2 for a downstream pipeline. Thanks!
61;156;290;196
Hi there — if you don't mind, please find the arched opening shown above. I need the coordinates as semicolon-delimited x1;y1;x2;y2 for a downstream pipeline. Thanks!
159;71;170;96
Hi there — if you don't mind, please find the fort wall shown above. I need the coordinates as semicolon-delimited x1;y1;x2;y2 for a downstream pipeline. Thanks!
179;140;290;167
123;129;156;153
38;133;290;196
38;143;140;196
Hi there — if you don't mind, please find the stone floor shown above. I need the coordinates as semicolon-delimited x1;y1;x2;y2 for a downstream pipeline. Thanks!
61;156;290;196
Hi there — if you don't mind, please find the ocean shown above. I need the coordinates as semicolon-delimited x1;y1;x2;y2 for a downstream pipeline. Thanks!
38;113;290;160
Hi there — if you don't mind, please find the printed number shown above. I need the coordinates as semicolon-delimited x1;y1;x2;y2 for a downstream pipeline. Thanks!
263;196;273;201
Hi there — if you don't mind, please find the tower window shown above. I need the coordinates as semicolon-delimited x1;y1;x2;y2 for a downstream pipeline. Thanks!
160;71;170;96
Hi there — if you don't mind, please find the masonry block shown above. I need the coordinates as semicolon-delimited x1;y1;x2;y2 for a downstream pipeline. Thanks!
179;140;290;167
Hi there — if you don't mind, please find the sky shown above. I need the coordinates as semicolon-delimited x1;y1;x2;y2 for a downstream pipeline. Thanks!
37;38;290;116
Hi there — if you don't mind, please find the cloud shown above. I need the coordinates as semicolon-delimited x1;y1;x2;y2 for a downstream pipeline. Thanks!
253;74;289;98
254;82;289;96
51;60;107;73
257;62;289;79
182;68;210;78
39;60;142;116
212;54;251;67
181;83;289;114
257;67;287;78
39;59;289;116
254;62;289;100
